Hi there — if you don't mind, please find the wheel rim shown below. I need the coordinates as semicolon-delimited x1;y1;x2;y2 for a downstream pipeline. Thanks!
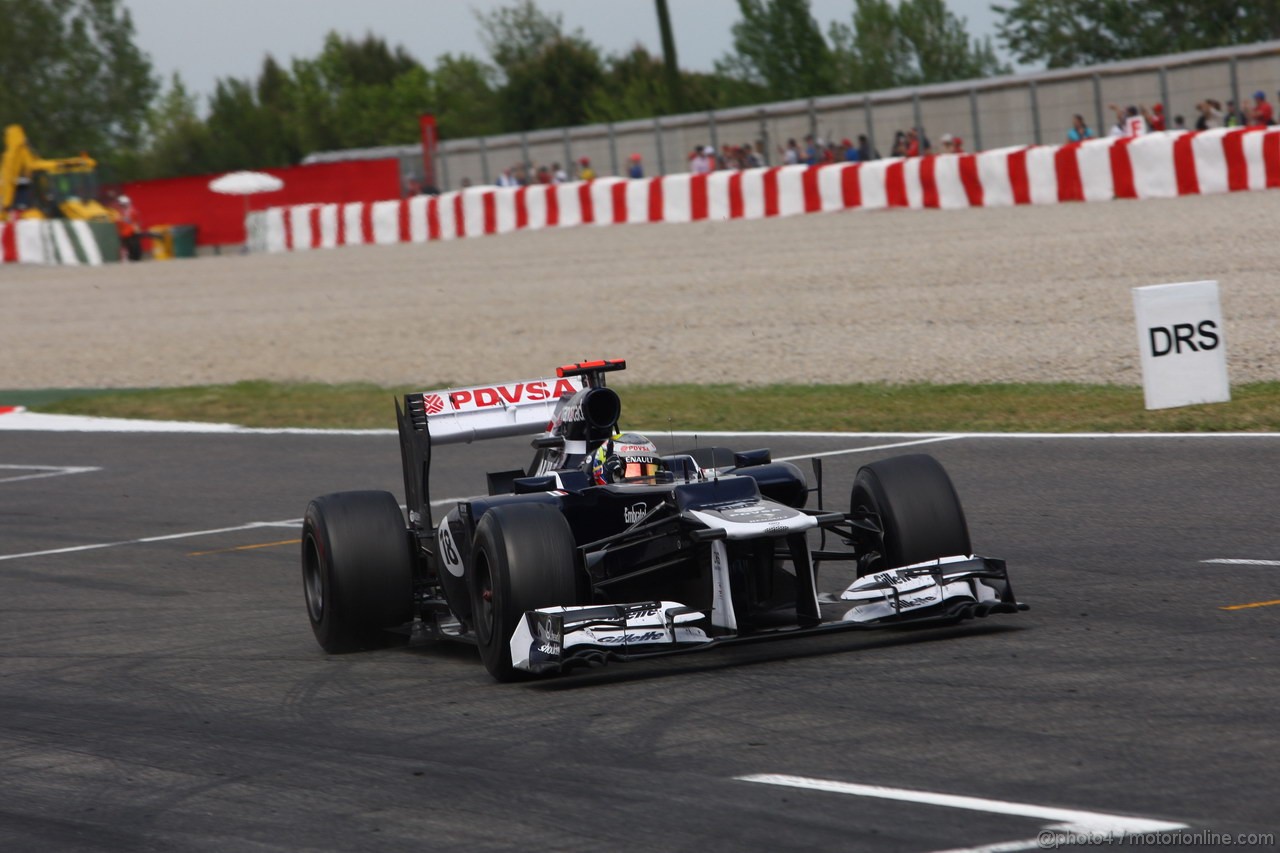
303;535;325;623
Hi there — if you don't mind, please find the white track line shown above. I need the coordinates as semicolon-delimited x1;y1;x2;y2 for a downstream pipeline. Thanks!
1202;558;1280;566
774;435;963;461
0;520;303;563
737;774;1186;851
0;464;101;484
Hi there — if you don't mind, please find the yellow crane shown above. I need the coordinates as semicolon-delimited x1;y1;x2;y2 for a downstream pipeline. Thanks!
1;124;116;222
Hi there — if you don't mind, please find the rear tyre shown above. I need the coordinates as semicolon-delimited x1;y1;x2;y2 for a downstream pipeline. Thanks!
850;454;971;575
470;503;579;681
301;490;414;653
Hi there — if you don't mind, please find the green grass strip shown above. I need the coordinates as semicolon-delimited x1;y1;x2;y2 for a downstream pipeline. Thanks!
6;381;1280;432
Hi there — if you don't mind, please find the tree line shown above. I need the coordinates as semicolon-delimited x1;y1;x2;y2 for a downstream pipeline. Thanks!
4;0;1279;183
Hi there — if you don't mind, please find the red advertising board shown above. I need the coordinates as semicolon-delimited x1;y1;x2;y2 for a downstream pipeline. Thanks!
116;159;401;246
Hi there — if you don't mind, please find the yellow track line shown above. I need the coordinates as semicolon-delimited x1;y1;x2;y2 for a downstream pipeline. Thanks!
188;538;300;557
1219;598;1280;611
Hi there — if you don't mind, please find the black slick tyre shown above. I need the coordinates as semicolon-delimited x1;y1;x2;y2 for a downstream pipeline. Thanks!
470;503;578;681
850;454;971;575
301;490;414;653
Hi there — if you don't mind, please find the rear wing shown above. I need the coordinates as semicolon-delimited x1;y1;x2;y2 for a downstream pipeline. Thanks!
414;375;585;446
396;374;585;529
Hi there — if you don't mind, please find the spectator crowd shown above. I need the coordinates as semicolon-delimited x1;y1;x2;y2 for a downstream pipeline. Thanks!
412;84;1280;195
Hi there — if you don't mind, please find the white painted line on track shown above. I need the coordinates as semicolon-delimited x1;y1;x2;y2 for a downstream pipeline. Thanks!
1202;558;1280;566
775;435;963;462
0;464;101;484
0;519;303;563
736;774;1187;850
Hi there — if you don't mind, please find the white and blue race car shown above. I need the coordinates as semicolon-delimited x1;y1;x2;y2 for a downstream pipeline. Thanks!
301;359;1026;681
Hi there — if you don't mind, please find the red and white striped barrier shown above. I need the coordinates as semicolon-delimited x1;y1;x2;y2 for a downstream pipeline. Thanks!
249;126;1279;253
1;218;109;265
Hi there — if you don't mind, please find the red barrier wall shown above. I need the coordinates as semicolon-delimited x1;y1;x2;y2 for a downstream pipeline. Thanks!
117;159;401;246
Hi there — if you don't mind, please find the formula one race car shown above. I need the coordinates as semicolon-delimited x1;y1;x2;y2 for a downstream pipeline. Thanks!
300;359;1026;680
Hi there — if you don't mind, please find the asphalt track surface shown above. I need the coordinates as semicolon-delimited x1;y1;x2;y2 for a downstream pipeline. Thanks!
2;429;1278;852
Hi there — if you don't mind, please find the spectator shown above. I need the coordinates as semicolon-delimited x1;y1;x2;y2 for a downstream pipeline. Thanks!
939;133;958;154
1067;114;1095;142
114;194;144;261
1108;104;1145;137
495;168;518;187
781;138;800;165
1223;100;1246;127
802;134;820;165
857;134;878;162
690;145;713;175
552;162;568;183
536;164;552;184
1142;103;1166;132
1251;90;1273;126
891;130;907;157
577;156;596;181
627;153;643;179
1195;99;1223;130
841;138;859;162
742;143;763;168
904;127;930;156
1172;114;1186;130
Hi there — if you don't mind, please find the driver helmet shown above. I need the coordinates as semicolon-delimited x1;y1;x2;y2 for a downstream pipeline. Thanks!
590;432;665;484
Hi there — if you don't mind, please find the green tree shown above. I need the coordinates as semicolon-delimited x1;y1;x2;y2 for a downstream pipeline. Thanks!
287;32;429;152
475;0;608;131
586;45;769;124
994;0;1280;69
0;0;156;159
717;0;836;100
897;0;1007;82
203;77;288;171
475;0;566;76
430;53;502;138
500;37;606;130
830;0;1007;91
828;0;911;91
587;46;672;123
133;74;212;179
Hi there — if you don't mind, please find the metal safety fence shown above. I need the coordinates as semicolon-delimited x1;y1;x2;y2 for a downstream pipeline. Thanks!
304;40;1280;192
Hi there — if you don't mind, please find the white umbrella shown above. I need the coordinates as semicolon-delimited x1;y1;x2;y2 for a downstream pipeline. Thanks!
209;171;284;195
209;171;284;251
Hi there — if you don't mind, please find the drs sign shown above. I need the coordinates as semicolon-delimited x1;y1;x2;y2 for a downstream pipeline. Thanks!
1132;280;1229;410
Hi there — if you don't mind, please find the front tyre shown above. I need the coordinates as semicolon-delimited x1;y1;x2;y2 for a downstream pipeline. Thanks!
470;503;579;681
850;454;971;575
302;490;414;653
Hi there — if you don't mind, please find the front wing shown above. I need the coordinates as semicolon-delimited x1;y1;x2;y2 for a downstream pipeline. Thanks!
509;555;1027;674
